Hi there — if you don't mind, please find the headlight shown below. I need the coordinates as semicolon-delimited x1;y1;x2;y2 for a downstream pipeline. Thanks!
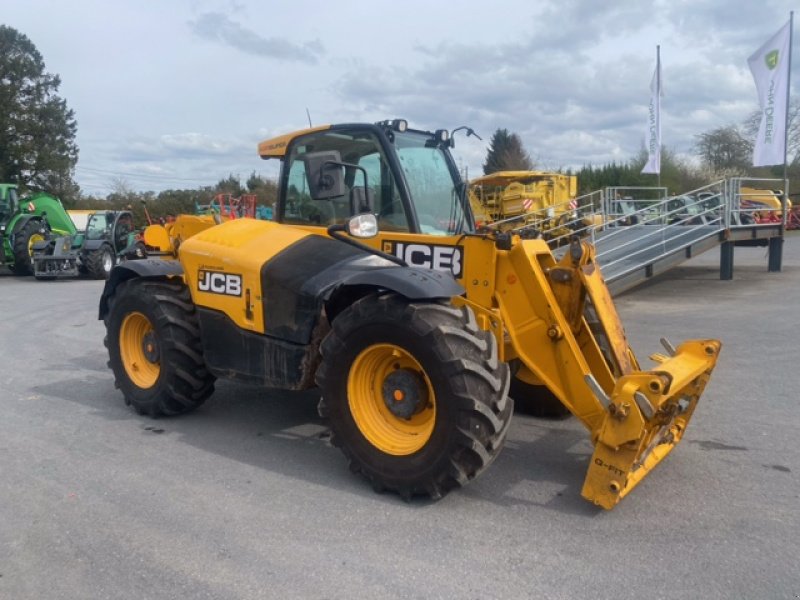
347;213;379;238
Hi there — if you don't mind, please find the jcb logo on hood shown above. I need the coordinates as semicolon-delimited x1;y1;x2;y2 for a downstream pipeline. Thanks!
382;241;463;278
198;270;242;296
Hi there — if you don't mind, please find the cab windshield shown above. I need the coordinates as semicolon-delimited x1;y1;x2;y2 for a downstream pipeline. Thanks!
281;126;469;235
393;130;468;236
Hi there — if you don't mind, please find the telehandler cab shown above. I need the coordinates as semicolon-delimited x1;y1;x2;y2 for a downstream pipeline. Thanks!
100;120;720;509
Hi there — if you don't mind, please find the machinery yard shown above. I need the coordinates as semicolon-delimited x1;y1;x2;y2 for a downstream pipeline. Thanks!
4;3;800;596
1;233;797;599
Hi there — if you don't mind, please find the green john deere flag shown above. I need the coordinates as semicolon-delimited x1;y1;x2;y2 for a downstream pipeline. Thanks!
748;20;791;167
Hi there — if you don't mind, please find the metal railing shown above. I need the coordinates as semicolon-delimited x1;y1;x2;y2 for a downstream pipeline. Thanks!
492;177;786;286
492;178;786;240
727;177;790;228
589;181;726;280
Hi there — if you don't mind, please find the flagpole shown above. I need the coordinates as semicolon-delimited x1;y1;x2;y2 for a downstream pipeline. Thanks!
782;12;793;229
656;45;661;189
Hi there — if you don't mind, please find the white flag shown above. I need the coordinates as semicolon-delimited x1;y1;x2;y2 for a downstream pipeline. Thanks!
749;20;791;167
641;57;662;174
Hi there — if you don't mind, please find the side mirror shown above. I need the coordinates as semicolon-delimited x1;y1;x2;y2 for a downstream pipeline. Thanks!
305;151;345;200
350;186;374;214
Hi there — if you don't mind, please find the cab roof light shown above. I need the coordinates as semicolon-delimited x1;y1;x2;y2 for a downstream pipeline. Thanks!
377;119;409;133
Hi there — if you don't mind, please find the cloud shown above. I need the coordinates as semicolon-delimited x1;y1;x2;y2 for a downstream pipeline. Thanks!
159;132;244;155
188;11;324;64
19;0;785;194
331;1;770;173
70;131;272;193
333;42;656;169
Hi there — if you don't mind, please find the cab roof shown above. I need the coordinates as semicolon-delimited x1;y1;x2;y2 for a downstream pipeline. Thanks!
257;125;331;159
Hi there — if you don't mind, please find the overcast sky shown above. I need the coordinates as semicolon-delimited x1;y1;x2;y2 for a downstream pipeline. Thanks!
4;0;798;195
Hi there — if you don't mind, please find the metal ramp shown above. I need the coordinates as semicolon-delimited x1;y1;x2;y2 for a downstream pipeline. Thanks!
593;224;724;293
525;178;787;295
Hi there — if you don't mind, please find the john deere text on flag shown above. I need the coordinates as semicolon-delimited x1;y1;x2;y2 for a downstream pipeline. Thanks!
641;51;662;175
749;20;791;167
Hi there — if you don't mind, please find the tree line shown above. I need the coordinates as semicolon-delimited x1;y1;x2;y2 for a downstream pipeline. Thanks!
72;173;279;227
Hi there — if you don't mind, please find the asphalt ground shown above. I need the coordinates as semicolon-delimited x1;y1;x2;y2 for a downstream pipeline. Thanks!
1;233;798;600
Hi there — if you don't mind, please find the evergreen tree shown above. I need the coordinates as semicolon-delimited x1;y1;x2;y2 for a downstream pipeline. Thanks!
0;25;79;201
482;128;534;174
216;174;243;195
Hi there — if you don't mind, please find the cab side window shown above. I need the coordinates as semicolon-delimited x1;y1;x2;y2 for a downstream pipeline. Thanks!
283;160;324;225
282;130;409;231
86;213;109;240
359;152;408;232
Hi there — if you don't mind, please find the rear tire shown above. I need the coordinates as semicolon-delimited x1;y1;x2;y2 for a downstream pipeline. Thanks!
87;244;115;279
104;278;215;416
317;293;512;500
509;373;571;419
12;219;47;276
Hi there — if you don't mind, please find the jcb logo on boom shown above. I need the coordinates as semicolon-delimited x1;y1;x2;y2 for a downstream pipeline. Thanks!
197;270;242;297
382;241;463;278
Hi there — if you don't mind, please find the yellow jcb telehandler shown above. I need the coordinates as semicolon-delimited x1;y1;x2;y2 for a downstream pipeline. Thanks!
100;119;720;509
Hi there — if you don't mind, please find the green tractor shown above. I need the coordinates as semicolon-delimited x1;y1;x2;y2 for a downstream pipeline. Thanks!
0;183;77;275
33;210;142;280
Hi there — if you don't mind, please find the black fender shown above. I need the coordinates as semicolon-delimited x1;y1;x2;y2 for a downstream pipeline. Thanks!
99;259;184;319
260;236;466;344
336;265;463;300
323;266;465;329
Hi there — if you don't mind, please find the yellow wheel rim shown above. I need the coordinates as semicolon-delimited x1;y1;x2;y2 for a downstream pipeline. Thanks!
347;343;436;456
119;312;160;389
27;233;44;256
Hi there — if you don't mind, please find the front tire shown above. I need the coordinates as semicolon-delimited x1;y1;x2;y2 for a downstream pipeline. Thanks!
87;244;115;279
12;219;47;276
317;294;512;500
105;278;215;416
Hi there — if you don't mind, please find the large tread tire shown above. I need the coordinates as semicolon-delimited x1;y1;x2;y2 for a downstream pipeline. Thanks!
104;278;215;417
12;219;47;276
509;376;572;420
317;293;513;500
87;244;115;279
